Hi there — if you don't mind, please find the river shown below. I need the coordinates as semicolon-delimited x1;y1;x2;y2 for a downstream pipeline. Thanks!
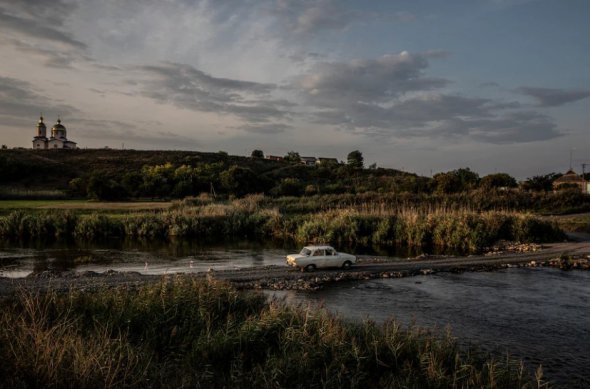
1;242;588;387
268;268;590;388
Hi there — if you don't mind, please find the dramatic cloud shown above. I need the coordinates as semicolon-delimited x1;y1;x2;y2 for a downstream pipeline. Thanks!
1;0;587;176
0;1;85;49
517;87;590;107
136;62;293;123
0;76;78;119
296;51;449;107
292;52;562;143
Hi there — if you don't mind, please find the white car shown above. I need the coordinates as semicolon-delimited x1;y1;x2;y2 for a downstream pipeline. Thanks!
286;245;356;271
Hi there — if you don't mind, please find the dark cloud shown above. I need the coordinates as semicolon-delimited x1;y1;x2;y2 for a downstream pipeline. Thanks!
0;76;78;119
517;86;590;107
0;3;86;49
468;111;562;143
291;52;562;144
296;52;449;107
136;62;293;123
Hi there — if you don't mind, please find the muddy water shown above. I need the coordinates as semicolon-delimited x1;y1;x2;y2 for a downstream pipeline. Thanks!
269;268;590;388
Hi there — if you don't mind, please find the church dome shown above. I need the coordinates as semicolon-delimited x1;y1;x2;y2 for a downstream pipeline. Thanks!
36;116;47;138
51;118;67;139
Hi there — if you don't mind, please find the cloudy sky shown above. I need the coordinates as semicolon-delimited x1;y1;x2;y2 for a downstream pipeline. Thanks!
1;0;589;178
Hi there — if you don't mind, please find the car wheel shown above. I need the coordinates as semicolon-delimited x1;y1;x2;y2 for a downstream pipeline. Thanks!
342;261;352;270
305;264;316;272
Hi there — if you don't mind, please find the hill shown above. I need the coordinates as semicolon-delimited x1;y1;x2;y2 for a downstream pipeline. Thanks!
0;149;413;198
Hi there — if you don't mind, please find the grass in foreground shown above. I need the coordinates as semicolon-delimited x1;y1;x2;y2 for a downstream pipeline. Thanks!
0;278;545;388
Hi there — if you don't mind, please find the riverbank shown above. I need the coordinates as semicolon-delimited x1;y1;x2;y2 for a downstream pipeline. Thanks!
1;240;589;296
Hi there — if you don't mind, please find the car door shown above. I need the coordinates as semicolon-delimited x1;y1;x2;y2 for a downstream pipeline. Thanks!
324;247;338;267
311;248;327;268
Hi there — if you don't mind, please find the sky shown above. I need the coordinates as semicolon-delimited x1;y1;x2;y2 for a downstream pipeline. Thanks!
1;0;589;179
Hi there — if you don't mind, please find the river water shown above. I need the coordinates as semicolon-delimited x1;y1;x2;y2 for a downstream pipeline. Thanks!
269;268;590;388
1;242;588;387
0;240;297;278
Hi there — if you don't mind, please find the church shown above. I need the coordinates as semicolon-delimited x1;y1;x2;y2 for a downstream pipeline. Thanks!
32;116;77;149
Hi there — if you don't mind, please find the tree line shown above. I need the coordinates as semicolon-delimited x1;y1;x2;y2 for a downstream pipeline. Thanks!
58;149;571;201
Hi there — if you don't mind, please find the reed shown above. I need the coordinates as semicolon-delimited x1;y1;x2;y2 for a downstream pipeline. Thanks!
0;278;539;388
0;196;565;252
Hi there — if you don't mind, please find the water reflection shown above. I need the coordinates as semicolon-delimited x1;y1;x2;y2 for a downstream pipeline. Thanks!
0;238;415;278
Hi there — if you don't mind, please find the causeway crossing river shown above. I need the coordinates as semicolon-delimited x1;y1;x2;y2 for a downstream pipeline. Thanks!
1;243;589;387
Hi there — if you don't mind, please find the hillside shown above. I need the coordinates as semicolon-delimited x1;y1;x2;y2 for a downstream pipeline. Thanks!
0;149;411;197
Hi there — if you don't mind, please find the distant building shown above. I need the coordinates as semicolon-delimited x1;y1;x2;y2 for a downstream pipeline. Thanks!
300;156;317;166
32;116;77;149
316;157;339;165
265;155;284;161
553;169;587;193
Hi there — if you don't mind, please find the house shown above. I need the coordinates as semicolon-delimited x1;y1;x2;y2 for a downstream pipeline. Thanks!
265;155;283;161
316;157;339;165
553;169;587;193
300;156;317;166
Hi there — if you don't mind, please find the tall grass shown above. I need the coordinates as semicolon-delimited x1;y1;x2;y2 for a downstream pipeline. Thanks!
0;278;540;388
0;187;68;200
0;195;565;252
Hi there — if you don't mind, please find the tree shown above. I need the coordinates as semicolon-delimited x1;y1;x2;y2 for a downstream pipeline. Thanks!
347;150;364;169
141;162;175;198
121;171;144;198
87;171;126;200
522;173;561;192
480;173;517;189
250;149;264;158
173;165;199;197
220;165;261;197
273;178;303;197
433;168;480;194
284;151;301;164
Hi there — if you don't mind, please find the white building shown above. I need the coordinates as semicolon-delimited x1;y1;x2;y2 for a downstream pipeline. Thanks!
32;116;77;149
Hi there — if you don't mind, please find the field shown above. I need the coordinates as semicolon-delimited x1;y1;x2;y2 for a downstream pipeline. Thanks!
0;200;171;215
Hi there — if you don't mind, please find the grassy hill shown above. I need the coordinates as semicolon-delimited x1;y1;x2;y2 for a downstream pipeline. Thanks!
0;148;411;197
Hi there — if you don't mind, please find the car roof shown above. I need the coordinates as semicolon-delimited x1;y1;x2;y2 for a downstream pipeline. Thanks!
303;245;334;250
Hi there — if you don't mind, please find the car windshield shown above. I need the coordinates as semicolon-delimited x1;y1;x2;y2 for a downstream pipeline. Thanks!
300;248;311;256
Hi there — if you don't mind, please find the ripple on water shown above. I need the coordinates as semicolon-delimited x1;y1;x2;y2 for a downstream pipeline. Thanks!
269;268;590;388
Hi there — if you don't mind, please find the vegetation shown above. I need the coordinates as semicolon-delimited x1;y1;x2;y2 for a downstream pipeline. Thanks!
0;195;565;253
0;278;541;388
0;150;582;209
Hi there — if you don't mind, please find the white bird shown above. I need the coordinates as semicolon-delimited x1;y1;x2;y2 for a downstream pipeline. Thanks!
144;262;148;271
